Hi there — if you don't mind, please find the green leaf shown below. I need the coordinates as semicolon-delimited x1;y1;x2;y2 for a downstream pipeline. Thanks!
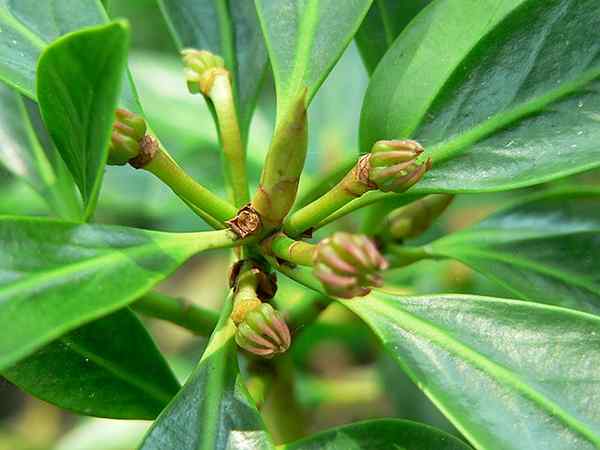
355;0;432;75
0;82;81;219
0;215;239;371
360;0;600;192
255;0;373;115
426;188;600;313
278;419;471;450
37;22;129;219
4;308;179;420
346;291;600;450
157;0;267;139
140;296;273;450
0;0;141;112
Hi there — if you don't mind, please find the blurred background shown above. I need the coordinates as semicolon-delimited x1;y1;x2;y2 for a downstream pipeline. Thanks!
1;1;598;449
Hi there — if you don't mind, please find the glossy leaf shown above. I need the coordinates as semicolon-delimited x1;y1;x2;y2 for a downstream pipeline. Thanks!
279;419;471;450
0;216;239;371
0;0;141;112
355;0;432;75
427;189;600;314
0;82;80;219
346;291;600;450
4;308;180;420
360;0;600;191
37;22;129;219
140;296;273;450
255;0;373;115
157;0;267;138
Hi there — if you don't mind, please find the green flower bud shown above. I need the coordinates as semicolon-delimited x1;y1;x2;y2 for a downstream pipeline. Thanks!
313;232;388;298
368;140;431;193
108;109;147;165
385;194;454;240
181;48;226;95
235;303;291;358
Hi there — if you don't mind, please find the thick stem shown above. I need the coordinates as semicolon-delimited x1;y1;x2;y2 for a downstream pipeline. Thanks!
132;291;219;336
283;156;372;237
209;73;250;207
386;245;432;268
230;263;261;324
268;234;316;267
252;93;308;231
143;146;237;226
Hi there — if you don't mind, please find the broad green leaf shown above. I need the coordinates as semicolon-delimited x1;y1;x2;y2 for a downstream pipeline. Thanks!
0;0;141;112
140;296;273;450
0;82;80;219
254;0;373;116
355;0;432;75
279;419;471;450
4;308;179;420
426;188;600;313
0;215;239;371
347;291;600;450
37;22;129;219
157;0;267;139
360;0;600;192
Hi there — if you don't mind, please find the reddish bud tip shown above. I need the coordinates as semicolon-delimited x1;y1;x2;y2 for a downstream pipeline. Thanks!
235;303;291;358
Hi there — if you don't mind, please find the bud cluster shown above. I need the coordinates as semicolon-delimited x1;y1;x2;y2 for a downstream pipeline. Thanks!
181;49;227;95
313;232;388;298
368;140;432;193
109;109;147;165
235;303;291;358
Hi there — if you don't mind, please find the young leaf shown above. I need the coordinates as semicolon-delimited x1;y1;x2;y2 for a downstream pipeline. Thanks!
0;82;81;219
0;216;240;372
426;189;600;314
37;21;129;219
355;0;432;75
254;0;373;116
3;308;180;420
278;419;471;450
157;0;268;138
346;291;600;450
140;296;273;450
360;0;600;192
0;0;141;112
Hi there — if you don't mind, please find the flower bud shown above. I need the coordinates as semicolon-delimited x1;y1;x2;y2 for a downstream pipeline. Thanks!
181;49;226;95
108;109;147;165
385;194;454;240
313;232;389;298
368;140;431;193
235;303;291;358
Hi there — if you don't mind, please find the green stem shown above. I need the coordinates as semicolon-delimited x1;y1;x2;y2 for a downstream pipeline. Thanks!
313;190;399;231
252;93;308;231
269;234;316;266
294;156;357;209
386;244;433;268
209;73;249;207
132;291;219;337
144;146;237;226
283;157;370;237
284;291;332;333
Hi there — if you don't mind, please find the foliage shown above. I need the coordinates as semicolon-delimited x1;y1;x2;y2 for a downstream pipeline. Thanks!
0;1;599;449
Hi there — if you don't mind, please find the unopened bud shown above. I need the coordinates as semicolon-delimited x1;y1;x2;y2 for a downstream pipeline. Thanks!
368;140;431;193
235;303;291;358
181;49;226;95
385;194;454;240
108;109;147;165
313;232;388;298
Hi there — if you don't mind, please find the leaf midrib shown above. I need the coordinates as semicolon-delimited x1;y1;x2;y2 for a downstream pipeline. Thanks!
361;298;600;448
432;246;600;299
427;66;600;165
61;334;174;405
0;6;47;49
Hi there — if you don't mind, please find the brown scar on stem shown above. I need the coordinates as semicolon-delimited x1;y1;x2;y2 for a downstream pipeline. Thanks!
129;135;158;169
226;203;262;238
